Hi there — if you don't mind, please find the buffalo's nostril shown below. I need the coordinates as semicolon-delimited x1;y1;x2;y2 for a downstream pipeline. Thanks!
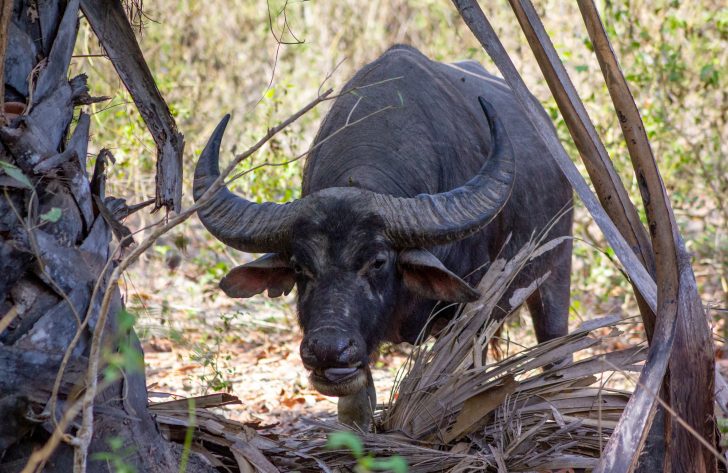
336;341;360;365
300;343;316;367
300;329;365;369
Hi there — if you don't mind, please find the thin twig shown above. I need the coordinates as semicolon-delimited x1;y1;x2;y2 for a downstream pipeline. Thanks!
225;99;397;184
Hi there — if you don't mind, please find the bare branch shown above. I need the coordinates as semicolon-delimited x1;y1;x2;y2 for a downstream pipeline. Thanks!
503;0;657;339
80;0;185;212
451;0;657;310
577;1;715;470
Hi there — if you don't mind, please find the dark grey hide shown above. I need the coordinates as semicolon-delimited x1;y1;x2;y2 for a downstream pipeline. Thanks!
194;45;573;428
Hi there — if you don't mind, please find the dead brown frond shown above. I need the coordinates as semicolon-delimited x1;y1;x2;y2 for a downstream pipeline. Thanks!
368;236;642;470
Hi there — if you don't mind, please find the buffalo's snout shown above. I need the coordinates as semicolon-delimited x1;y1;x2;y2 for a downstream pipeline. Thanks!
300;327;366;370
301;327;369;397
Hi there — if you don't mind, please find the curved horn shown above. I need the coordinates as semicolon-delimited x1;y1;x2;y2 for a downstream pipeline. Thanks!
374;97;515;247
193;115;301;253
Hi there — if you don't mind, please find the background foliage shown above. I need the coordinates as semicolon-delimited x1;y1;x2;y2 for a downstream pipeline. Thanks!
69;0;725;365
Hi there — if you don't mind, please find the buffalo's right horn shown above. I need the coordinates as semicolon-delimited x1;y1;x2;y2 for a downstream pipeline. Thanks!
193;115;302;253
373;97;515;248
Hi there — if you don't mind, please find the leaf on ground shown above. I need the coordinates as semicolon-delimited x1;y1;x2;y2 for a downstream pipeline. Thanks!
280;396;305;408
442;374;519;443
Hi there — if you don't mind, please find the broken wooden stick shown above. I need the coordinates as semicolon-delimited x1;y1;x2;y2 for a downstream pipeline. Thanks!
576;1;716;470
503;0;657;340
80;0;185;213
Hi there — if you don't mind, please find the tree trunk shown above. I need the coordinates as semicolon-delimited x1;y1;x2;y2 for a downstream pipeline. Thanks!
0;1;189;471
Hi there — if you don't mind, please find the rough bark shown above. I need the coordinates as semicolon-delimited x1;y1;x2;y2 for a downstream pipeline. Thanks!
0;0;13;117
0;1;182;471
80;0;185;213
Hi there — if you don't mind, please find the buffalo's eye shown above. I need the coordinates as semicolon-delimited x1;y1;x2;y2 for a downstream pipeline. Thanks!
291;259;307;276
371;256;387;271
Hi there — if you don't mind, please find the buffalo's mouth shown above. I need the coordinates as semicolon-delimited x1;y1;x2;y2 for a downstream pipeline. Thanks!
307;364;367;397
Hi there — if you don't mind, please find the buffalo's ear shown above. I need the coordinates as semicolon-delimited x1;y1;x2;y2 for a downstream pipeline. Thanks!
397;249;480;303
220;253;295;298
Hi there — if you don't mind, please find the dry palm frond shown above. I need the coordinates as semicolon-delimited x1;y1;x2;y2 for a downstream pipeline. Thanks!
367;235;644;471
151;394;283;472
152;237;642;472
268;333;638;471
381;234;568;437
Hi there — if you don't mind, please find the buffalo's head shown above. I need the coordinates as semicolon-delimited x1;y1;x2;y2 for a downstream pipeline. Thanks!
193;98;514;397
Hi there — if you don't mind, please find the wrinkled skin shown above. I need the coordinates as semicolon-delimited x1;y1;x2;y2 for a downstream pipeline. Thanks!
211;45;573;428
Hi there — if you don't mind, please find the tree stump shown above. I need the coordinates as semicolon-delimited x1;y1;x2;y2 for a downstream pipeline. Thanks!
0;1;193;471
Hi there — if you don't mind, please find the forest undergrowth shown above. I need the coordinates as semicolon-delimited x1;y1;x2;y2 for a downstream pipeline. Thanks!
69;0;726;428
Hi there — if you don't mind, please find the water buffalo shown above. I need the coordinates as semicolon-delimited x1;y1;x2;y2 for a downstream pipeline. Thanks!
193;45;572;428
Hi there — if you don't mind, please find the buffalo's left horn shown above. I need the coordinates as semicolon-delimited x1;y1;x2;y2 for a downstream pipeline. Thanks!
373;97;515;248
193;115;302;253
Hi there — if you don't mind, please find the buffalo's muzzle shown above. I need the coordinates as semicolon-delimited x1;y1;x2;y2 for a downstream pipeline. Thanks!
300;327;366;368
300;327;368;396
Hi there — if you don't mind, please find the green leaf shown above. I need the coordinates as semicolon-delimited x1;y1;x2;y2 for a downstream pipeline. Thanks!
40;207;62;223
700;64;719;87
90;452;115;461
717;417;728;433
0;161;32;189
118;309;138;331
369;456;408;473
102;365;121;384
326;431;364;458
582;37;594;52
120;342;144;373
108;436;125;451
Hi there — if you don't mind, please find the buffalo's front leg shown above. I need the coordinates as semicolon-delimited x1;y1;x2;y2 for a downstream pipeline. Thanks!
337;367;376;429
